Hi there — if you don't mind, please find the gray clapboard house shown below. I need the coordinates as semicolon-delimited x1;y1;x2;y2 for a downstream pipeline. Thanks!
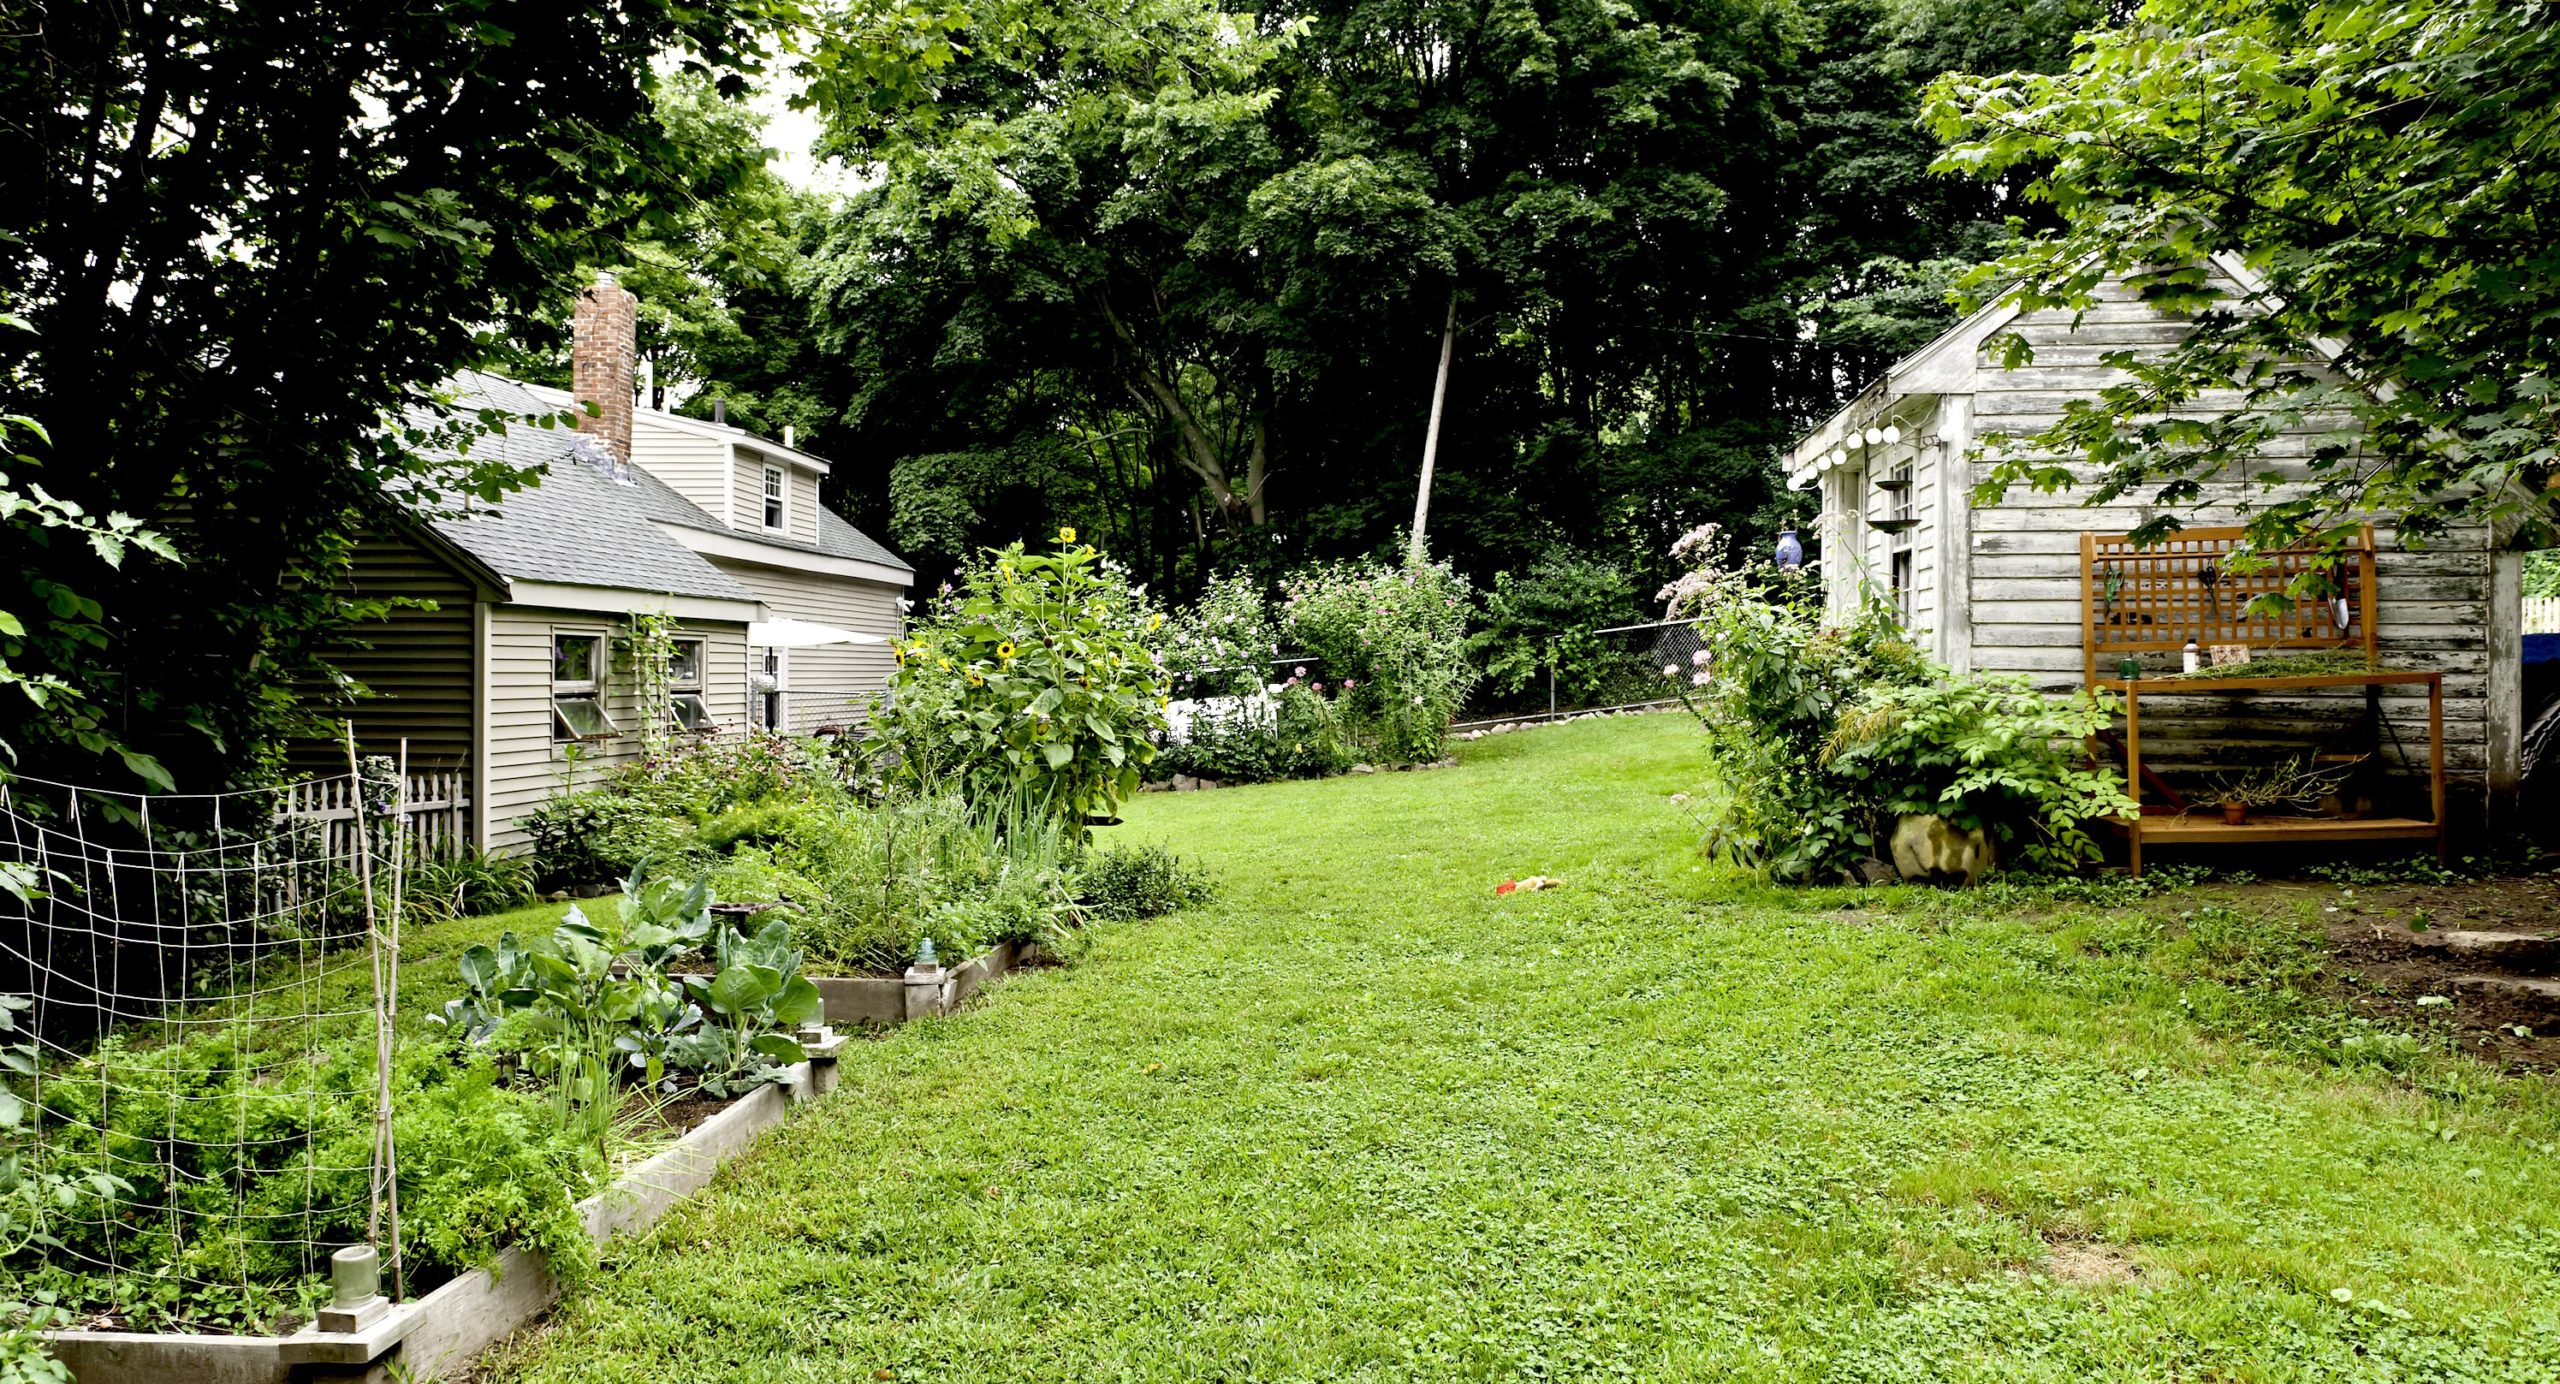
1784;255;2542;838
297;276;912;851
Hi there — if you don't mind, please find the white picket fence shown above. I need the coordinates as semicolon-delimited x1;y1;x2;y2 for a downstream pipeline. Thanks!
277;769;471;862
2528;597;2560;635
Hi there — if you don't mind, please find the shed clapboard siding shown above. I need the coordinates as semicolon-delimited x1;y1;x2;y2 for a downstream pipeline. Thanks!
1967;278;2497;804
482;607;751;852
711;559;902;728
1810;264;2516;825
287;527;479;780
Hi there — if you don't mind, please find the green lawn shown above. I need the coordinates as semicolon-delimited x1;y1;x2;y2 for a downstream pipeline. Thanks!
489;712;2560;1382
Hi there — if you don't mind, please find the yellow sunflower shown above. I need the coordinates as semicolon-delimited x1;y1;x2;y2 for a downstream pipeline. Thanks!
1058;526;1077;544
997;641;1017;659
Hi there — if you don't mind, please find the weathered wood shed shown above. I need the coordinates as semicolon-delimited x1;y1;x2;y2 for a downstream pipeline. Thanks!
1783;256;2541;838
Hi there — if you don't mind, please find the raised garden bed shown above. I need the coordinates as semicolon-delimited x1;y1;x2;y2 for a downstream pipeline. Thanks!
43;1043;846;1384
808;938;1038;1026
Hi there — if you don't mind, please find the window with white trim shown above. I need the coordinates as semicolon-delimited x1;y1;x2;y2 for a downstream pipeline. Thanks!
551;630;615;741
667;637;713;733
762;465;786;530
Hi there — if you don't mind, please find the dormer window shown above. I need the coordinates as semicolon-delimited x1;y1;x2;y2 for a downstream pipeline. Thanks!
762;465;786;530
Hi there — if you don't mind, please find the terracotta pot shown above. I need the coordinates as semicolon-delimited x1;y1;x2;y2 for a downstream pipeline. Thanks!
2220;801;2248;826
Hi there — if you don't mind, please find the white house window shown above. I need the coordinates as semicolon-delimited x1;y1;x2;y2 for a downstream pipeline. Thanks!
762;465;786;530
667;637;713;732
551;631;615;741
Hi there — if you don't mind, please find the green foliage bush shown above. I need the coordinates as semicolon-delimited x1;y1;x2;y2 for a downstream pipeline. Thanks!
404;848;537;925
522;790;699;887
1281;558;1478;765
878;536;1169;824
1667;525;2128;882
1470;550;1649;709
16;1031;600;1331
432;871;819;1112
1078;844;1216;921
1158;700;1286;784
747;794;1084;972
1826;674;2135;873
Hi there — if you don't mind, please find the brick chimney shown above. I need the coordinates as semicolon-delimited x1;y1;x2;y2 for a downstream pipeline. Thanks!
571;271;637;463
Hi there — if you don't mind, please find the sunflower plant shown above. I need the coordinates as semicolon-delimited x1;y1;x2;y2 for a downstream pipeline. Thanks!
879;533;1169;824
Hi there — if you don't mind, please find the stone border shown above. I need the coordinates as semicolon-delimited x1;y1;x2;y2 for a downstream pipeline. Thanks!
809;938;1030;1026
45;1050;843;1383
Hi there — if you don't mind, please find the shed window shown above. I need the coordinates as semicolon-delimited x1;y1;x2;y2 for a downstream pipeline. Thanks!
1885;456;1916;628
551;631;615;742
762;465;786;530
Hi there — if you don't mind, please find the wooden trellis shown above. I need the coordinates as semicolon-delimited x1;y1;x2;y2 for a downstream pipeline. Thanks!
2079;526;2443;873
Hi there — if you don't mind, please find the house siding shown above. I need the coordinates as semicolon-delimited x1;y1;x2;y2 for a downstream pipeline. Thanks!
733;447;819;546
482;607;751;852
711;559;903;729
630;421;733;525
287;528;479;779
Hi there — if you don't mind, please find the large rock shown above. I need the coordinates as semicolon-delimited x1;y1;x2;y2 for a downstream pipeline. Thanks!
1889;814;1994;888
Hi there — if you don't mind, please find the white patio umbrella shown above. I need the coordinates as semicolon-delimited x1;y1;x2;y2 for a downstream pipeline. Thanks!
747;618;887;648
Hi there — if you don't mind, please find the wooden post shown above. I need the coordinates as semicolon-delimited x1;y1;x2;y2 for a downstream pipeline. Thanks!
2081;532;2098;687
2359;523;2379;667
2124;686;2144;876
2428;673;2446;862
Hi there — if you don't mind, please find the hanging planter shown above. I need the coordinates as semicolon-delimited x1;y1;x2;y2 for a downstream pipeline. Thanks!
1866;517;1919;535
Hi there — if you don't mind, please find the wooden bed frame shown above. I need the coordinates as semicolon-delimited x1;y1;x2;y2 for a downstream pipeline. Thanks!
2079;526;2445;873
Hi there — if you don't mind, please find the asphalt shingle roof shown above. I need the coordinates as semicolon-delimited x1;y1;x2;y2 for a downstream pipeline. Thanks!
421;374;759;603
427;373;912;586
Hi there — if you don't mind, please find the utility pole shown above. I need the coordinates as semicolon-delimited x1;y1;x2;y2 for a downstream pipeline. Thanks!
1408;289;1459;566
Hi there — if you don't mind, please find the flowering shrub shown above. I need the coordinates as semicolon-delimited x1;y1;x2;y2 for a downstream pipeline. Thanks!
878;535;1169;823
1281;558;1478;764
1665;522;2129;881
1161;573;1278;698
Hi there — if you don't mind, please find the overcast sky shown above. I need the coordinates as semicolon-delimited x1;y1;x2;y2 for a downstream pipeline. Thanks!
749;68;859;196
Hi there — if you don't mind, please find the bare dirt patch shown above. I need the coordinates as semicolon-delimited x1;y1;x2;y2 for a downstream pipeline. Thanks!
2220;868;2560;1071
2041;1236;2140;1286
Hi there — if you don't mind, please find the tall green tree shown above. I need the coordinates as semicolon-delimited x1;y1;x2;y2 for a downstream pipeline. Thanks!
786;0;2099;602
1927;0;2560;558
0;2;793;787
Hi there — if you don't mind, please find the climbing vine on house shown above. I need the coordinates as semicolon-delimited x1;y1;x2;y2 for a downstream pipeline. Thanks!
621;612;681;763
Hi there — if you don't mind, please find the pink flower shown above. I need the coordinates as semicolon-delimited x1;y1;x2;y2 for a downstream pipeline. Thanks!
1312;682;1325;693
1294;666;1307;677
1343;678;1357;690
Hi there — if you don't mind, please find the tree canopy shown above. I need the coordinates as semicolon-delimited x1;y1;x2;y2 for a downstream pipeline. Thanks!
0;1;791;786
1927;0;2560;557
759;0;2100;602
